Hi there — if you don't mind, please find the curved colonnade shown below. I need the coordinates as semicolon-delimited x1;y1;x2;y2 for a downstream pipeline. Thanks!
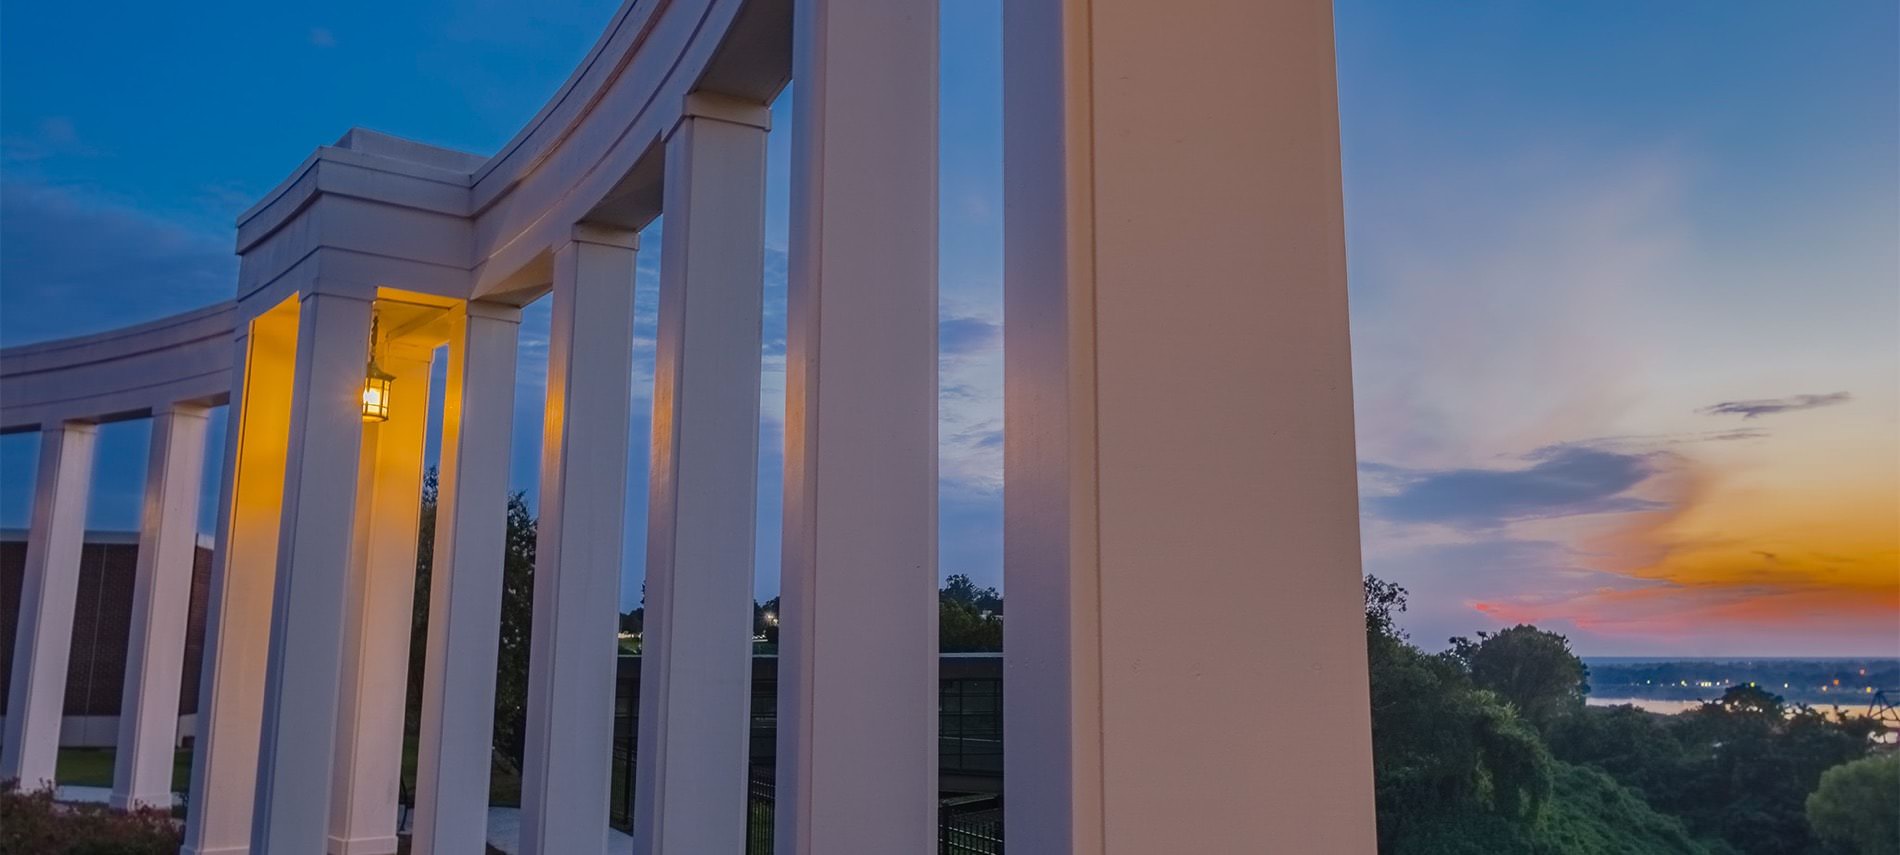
0;0;1378;852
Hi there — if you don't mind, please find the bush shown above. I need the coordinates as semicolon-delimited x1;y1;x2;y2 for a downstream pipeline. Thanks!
1806;753;1900;855
0;782;182;855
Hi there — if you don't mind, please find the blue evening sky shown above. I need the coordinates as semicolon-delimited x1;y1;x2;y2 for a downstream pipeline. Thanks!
3;1;1894;652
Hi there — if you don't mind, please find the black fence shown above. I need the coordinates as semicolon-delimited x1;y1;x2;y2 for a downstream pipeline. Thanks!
610;653;1007;852
738;777;1004;855
747;777;775;855
939;793;1005;855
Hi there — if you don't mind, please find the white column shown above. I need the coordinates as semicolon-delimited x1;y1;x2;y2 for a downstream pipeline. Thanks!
186;304;299;855
776;0;938;849
520;228;638;855
328;346;432;855
251;292;374;854
0;421;97;789
1002;0;1377;850
632;93;770;855
412;302;521;855
112;404;211;810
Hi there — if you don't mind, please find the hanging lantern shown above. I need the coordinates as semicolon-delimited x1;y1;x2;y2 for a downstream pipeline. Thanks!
362;312;393;422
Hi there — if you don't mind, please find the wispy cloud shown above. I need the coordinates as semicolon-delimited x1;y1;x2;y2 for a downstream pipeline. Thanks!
2;116;100;162
1364;444;1667;531
0;177;235;345
939;314;1000;359
937;305;1004;495
1697;391;1852;419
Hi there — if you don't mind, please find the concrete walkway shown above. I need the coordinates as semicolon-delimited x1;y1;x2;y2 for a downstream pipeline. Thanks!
485;806;635;855
54;784;184;809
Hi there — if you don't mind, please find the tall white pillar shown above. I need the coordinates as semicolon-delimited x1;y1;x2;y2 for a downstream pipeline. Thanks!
328;347;432;855
250;292;374;854
112;404;211;810
186;304;299;855
520;228;638;855
0;420;98;790
632;93;770;855
776;0;939;849
412;301;521;855
1002;0;1378;851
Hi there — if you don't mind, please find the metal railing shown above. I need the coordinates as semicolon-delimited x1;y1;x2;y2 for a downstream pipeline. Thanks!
938;793;1005;855
610;656;1007;852
737;777;1005;855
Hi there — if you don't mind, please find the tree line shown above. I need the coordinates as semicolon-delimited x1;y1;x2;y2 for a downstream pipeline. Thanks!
1365;576;1896;854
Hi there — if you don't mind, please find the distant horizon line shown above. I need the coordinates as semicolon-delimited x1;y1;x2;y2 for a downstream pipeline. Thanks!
1578;654;1900;663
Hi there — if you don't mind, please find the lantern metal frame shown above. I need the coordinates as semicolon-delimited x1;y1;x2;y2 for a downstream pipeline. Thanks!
361;312;393;422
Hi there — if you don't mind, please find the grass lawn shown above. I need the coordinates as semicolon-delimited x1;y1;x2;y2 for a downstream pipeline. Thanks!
398;734;523;808
55;747;192;793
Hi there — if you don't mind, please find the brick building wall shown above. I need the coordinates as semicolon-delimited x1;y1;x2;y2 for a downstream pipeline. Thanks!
0;533;214;721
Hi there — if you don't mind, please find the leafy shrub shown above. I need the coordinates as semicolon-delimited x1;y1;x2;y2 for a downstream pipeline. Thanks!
0;781;181;855
1806;753;1900;855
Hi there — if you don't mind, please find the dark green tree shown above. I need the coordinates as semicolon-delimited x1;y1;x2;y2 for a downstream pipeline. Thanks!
1363;576;1714;855
941;573;1003;614
939;600;1003;653
404;470;538;798
1364;578;1552;846
1553;682;1880;855
939;575;1002;652
1449;624;1589;734
1367;622;1553;846
1672;686;1876;855
1364;575;1408;639
1806;753;1900;855
1547;701;1690;802
404;469;439;750
490;489;537;775
756;595;780;639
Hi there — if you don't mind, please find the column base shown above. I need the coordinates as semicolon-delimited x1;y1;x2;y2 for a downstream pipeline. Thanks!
326;834;400;855
107;791;175;811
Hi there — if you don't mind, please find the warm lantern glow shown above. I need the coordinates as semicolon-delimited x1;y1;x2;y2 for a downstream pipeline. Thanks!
362;309;393;422
361;366;394;422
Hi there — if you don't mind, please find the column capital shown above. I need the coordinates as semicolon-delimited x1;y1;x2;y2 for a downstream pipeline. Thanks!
667;92;772;140
155;402;214;421
387;340;438;364
44;419;100;435
300;289;376;307
570;223;639;250
462;300;524;325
